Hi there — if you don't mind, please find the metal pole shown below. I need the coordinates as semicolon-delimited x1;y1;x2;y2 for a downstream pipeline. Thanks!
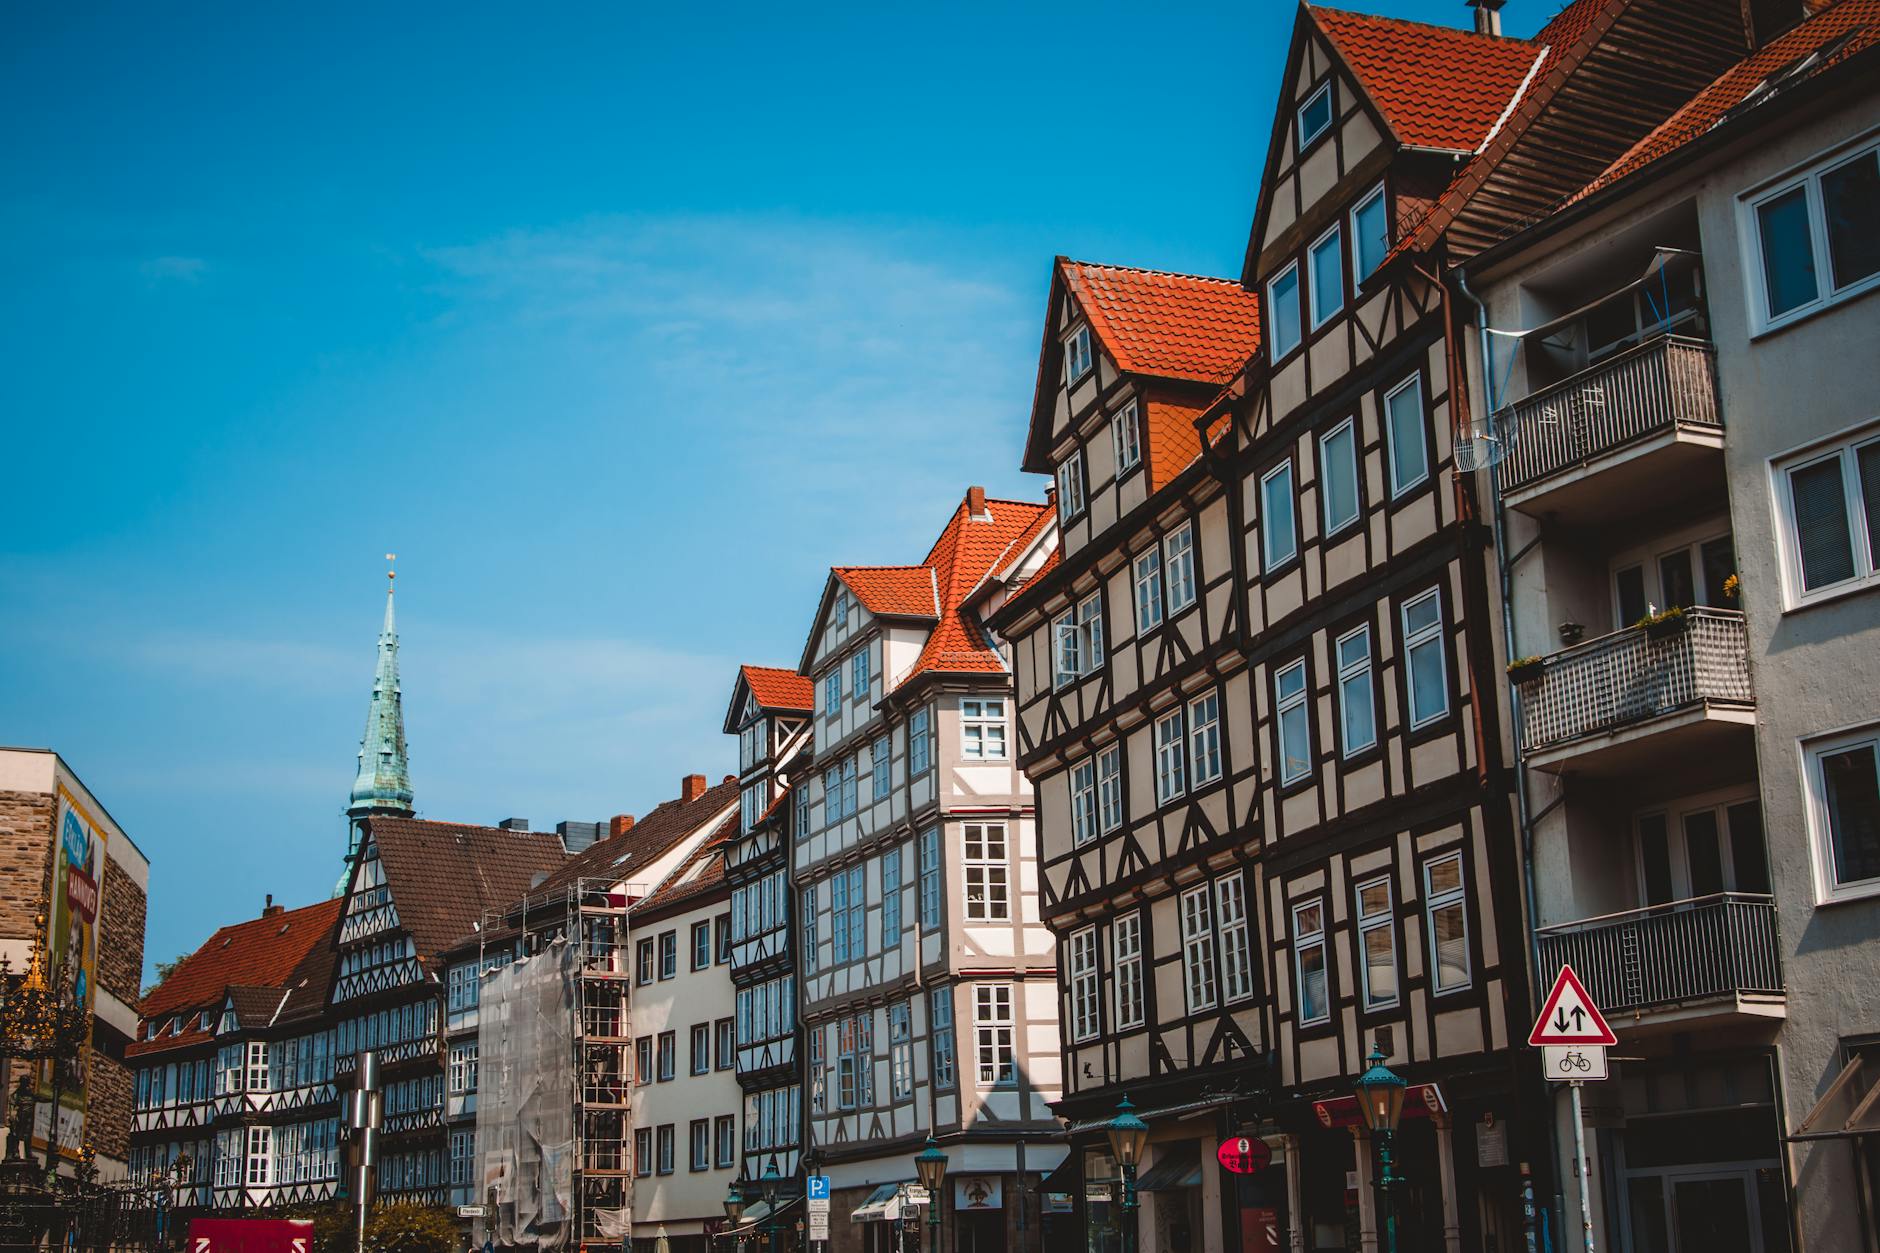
1121;1164;1137;1253
1377;1130;1398;1253
1569;1081;1594;1253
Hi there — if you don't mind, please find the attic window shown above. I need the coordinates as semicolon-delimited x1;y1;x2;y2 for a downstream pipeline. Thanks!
1298;82;1334;149
1065;325;1094;383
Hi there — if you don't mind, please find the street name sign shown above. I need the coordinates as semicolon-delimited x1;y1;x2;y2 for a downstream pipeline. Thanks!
455;1205;487;1219
1527;964;1618;1047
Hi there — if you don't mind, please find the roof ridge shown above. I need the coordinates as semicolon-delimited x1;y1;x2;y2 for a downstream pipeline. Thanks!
1310;4;1531;43
1062;257;1245;285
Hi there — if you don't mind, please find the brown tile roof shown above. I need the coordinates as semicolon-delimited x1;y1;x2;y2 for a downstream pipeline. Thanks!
740;664;814;712
1310;6;1544;152
832;566;940;618
632;814;735;921
365;817;567;961
139;897;342;1020
1060;260;1262;386
526;775;739;903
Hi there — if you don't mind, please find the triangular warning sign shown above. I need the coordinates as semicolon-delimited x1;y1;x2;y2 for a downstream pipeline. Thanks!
1528;964;1618;1046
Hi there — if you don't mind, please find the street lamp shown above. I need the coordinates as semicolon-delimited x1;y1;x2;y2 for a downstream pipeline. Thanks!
914;1136;948;1249
757;1162;782;1253
1103;1096;1148;1253
722;1180;745;1252
1355;1046;1407;1253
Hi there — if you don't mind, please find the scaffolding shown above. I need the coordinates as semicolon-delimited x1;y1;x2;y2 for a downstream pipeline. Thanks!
473;877;643;1252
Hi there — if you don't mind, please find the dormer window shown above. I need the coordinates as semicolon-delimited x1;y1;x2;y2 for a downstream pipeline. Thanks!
1298;82;1333;149
1065;325;1094;383
1056;451;1086;523
1112;400;1142;475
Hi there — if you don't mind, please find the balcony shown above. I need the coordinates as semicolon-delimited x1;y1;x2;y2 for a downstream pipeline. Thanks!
1500;335;1723;526
1535;893;1785;1032
1516;607;1754;775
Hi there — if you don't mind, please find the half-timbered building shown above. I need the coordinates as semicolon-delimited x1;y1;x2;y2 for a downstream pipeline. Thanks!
794;488;1066;1253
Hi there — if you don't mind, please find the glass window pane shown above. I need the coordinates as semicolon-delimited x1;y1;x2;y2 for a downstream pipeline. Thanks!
1822;151;1880;292
1279;704;1311;782
1363;926;1396;1006
1298;944;1327;1021
1299;86;1332;145
1311;229;1344;325
1823;744;1880;887
1683;810;1725;897
1340;671;1375;754
1270;266;1302;358
1386;380;1428;494
1263;463;1297;567
1432;902;1468;990
1276;660;1306;701
1790;457;1856;590
1426;857;1462;896
1702;536;1737;607
1639;814;1674;906
1616;564;1648;628
1322;422;1359;531
1758;185;1820;316
1658;548;1695;611
1354;189;1388;279
1727;802;1771;895
1859;442;1880;570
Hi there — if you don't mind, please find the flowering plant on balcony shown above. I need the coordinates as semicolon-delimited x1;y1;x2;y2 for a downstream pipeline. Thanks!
1506;656;1545;685
1635;605;1689;640
1723;573;1740;601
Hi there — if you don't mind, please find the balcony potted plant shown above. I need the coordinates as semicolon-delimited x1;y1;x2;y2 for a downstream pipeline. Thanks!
1506;655;1545;686
1638;605;1688;641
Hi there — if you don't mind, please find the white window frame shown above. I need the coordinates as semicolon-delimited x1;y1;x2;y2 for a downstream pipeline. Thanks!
1355;876;1398;1010
1320;416;1361;535
1350;182;1389;281
1113;399;1142;474
1216;874;1254;1005
1070;757;1098;847
1275;658;1312;785
1078;592;1104;674
1112;911;1144;1029
1057;449;1087;522
1155;708;1186;804
1267;261;1303;361
1292;899;1330;1026
1163;523;1197;615
909;707;932;776
962;823;1010;922
1134;547;1165;633
1097;745;1124;834
851;649;869;700
1068;927;1101;1043
1309;222;1345;329
1424;852;1472;995
1385;372;1430;498
1401;587;1450;729
1179;885;1218;1013
1739;136;1880;335
1261;459;1298;571
1771;424;1880;608
1803;724;1880;904
1053;607;1082;689
1188;692;1222;787
1066;324;1094;382
1297;81;1333;148
961;698;1008;760
973;984;1016;1087
1336;623;1377;757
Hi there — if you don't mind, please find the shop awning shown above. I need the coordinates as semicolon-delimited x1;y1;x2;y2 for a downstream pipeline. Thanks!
1789;1054;1880;1142
851;1182;912;1223
1313;1083;1446;1130
715;1195;799;1240
1134;1144;1202;1192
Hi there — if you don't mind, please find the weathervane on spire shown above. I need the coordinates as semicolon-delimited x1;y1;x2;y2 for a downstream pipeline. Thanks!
387;552;396;584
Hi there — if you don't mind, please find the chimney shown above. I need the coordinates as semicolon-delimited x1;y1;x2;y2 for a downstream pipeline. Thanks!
1468;0;1505;35
682;773;709;803
609;814;636;838
967;486;988;519
498;817;531;832
263;893;283;918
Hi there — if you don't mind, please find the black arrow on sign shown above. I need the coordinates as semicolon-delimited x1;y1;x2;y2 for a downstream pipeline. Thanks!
1553;1005;1586;1033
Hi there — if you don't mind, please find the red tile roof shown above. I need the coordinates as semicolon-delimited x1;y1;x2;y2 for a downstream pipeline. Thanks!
832;566;939;618
900;494;1055;686
1575;0;1880;201
739;664;814;712
139;897;342;1020
1060;260;1262;386
1310;6;1544;152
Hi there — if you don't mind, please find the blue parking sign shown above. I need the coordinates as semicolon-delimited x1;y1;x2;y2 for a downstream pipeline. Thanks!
807;1175;831;1201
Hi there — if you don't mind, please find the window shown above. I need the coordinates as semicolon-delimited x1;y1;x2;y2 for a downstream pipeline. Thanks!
909;707;932;776
1216;875;1254;1004
447;963;477;1013
636;938;654;985
1355;877;1398;1009
1078;593;1104;672
871;734;891;802
1351;183;1389;280
450;1129;474;1188
1776;429;1880;602
656;1031;676;1082
1275;659;1312;784
801;883;818;974
1057;450;1087;522
1268;262;1303;360
635;1036;652;1086
692;921;711;971
714;1114;736;1168
831;867;863;964
1134;547;1164;632
1745;141;1880;330
1425;853;1471;994
1384;373;1430;497
448;1042;477;1094
974;985;1015;1086
1055;595;1103;686
822;669;842;719
1155;709;1186;803
1098;745;1124;833
1066;324;1094;382
691;1024;710;1075
658;931;677;980
919;827;941;930
247;1040;269;1092
963;824;1009;921
1112;912;1144;1029
961;699;1008;759
655;1124;674;1176
1298;81;1333;148
890;1001;914;1099
246;1125;272;1186
930;987;956;1091
1806;728;1880;901
1162;525;1197;615
1070;757;1098;846
716;1017;734;1070
1310;223;1344;328
716;914;731;964
1113;400;1142;473
1336;624;1377;756
852;650;869;700
689;1120;710;1172
882;846;903;941
634;1128;652;1177
1069;927;1100;1043
1261;460;1297;569
1293;900;1329;1025
1189;692;1222;787
1401;589;1449;728
1320;417;1360;534
794;778;811;832
1180;886;1218;1012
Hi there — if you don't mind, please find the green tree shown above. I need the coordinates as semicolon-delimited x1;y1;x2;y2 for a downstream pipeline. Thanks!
364;1203;461;1253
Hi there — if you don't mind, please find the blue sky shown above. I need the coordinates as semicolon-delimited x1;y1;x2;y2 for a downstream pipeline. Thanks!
0;0;1557;981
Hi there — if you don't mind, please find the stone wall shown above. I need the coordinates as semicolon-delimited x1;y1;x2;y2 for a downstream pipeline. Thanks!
0;788;54;940
87;1047;133;1163
99;856;147;1006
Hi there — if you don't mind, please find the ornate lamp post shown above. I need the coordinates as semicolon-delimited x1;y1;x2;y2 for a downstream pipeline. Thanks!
914;1136;948;1251
1103;1097;1148;1253
1355;1046;1408;1253
722;1180;745;1253
757;1162;782;1253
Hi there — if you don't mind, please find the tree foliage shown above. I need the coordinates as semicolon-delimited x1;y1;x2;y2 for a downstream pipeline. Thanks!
364;1203;461;1253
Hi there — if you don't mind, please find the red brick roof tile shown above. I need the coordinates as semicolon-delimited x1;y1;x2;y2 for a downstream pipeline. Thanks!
832;566;939;618
139;897;342;1020
739;664;814;713
900;495;1055;686
1061;260;1262;386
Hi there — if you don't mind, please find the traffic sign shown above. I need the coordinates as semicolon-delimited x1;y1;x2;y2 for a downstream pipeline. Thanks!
806;1175;831;1201
1528;964;1618;1047
806;1197;830;1216
1542;1045;1609;1082
808;1210;829;1242
1216;1136;1272;1175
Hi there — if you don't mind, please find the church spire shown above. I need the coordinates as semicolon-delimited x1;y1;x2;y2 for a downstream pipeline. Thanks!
348;556;414;820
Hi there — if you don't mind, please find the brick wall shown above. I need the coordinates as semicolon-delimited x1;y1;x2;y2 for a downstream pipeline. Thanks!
87;1048;132;1162
99;856;146;1006
0;789;54;941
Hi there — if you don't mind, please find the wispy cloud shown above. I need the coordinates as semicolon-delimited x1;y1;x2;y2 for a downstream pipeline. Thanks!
140;255;207;283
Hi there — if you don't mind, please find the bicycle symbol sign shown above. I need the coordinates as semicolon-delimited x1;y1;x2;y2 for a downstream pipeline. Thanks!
1542;1044;1609;1082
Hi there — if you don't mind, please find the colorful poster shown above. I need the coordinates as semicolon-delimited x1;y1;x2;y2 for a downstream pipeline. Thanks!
33;785;105;1159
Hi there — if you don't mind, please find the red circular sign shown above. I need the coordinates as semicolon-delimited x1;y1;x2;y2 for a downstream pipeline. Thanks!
1216;1136;1272;1175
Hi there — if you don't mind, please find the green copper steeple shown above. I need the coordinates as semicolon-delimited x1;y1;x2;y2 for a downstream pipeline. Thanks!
348;565;414;819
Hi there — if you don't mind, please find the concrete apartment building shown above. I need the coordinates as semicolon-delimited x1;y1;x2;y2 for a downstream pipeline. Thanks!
0;747;149;1180
1459;2;1880;1249
794;488;1066;1253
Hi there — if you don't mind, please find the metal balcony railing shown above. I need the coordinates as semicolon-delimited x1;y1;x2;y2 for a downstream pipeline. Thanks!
1501;335;1721;493
1535;893;1783;1014
1517;607;1752;753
